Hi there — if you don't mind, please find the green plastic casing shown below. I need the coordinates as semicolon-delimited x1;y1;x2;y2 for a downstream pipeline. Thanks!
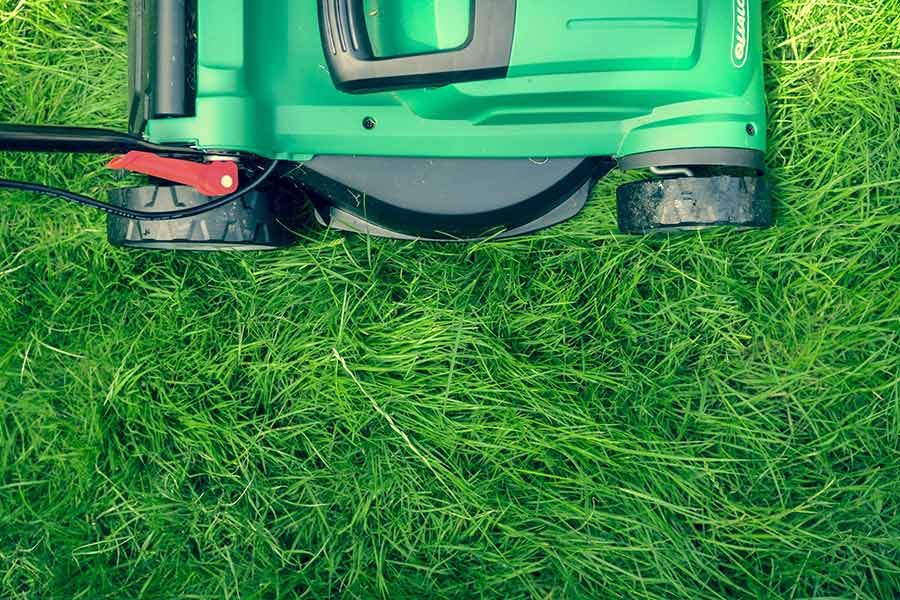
145;0;766;162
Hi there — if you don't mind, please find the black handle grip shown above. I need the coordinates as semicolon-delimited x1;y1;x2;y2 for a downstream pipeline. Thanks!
0;125;204;156
318;0;516;94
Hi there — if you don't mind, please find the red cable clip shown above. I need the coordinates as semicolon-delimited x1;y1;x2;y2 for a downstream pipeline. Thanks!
107;152;239;197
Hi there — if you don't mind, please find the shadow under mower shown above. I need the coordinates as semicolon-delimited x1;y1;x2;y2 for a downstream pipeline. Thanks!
0;0;773;250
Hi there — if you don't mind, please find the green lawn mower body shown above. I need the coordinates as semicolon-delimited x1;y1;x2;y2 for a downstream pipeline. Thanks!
141;0;766;160
2;0;773;248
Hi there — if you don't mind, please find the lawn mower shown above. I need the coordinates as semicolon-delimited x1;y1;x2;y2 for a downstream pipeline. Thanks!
0;0;772;250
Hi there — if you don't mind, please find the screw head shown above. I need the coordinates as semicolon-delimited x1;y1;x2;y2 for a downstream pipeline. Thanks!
220;174;235;190
363;117;377;130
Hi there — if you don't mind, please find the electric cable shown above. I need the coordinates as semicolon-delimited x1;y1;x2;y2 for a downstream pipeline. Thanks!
0;160;280;221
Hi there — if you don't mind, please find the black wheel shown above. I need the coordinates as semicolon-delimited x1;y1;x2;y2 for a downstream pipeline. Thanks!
616;175;773;235
107;186;297;251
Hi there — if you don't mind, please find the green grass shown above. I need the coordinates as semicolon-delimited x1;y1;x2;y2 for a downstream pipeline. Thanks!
1;1;899;598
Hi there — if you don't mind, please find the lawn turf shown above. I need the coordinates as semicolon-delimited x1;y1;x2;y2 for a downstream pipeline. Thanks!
1;1;899;598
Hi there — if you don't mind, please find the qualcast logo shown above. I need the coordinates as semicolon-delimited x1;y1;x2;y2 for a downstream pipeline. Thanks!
732;0;749;68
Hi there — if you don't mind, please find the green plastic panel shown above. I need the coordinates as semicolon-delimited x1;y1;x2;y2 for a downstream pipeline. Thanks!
146;0;766;160
363;0;471;57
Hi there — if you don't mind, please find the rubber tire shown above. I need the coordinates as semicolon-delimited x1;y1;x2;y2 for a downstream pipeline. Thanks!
107;185;296;251
616;175;773;235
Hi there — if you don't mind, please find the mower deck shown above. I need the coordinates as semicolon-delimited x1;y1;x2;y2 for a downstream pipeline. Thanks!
140;1;766;162
1;0;773;248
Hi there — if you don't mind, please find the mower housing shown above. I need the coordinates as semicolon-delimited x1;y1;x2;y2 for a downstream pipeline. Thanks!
121;0;772;244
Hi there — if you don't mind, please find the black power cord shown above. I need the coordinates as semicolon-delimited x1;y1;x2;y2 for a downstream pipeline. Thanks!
0;159;280;221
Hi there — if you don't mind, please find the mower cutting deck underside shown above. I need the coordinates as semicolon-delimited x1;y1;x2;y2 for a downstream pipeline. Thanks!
0;0;773;249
